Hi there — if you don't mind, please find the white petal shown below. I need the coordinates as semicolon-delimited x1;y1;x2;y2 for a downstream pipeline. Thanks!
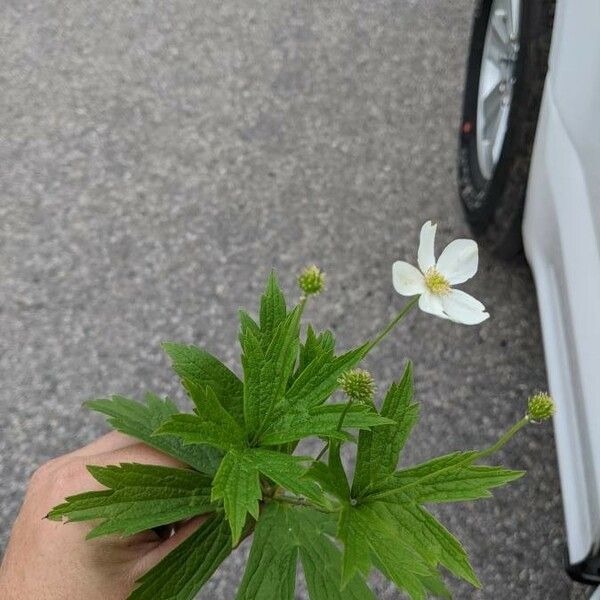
436;239;479;285
417;221;437;273
441;289;489;325
418;290;447;319
392;261;426;296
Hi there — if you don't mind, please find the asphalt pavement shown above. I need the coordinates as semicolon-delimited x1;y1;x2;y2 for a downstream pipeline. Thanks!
0;1;588;598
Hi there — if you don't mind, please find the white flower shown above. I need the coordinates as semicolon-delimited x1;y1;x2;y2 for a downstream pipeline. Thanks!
392;221;489;325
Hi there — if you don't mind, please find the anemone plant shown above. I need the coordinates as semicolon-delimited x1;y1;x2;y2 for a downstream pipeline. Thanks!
48;222;553;600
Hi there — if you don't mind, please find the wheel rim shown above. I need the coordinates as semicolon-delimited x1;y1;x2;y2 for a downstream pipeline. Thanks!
476;0;521;180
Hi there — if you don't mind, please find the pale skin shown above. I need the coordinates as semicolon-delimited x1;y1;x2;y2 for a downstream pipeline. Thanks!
0;432;205;600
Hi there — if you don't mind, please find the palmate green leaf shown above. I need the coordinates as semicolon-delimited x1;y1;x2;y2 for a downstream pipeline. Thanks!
373;556;452;600
259;270;287;346
338;505;373;585
212;448;328;543
211;449;262;545
302;443;350;509
326;441;351;499
128;512;232;600
361;451;522;504
249;449;326;507
239;309;262;341
162;342;244;425
296;325;335;377
259;404;394;446
238;272;288;353
376;499;481;588
346;448;522;594
340;502;447;600
352;362;419;497
345;450;514;592
299;510;375;600
241;306;301;438
86;394;222;476
48;463;215;539
345;416;519;596
235;502;298;600
361;452;478;499
386;462;524;504
284;343;370;411
304;461;349;502
306;440;350;503
413;575;452;600
155;386;246;451
317;330;335;355
236;503;375;600
339;501;449;598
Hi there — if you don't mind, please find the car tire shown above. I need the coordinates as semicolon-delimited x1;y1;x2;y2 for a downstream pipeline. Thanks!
457;0;555;259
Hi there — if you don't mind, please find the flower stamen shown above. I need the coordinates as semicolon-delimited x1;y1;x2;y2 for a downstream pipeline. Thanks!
424;267;450;296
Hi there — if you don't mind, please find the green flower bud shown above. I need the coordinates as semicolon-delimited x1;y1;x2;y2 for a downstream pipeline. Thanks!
527;392;555;423
338;368;375;404
298;265;325;296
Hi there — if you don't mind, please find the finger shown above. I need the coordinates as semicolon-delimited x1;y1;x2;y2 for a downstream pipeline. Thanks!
66;431;139;459
133;515;207;577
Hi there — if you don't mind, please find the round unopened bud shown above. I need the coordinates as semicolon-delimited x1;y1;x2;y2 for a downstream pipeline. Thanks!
527;392;555;423
338;368;375;404
298;265;325;296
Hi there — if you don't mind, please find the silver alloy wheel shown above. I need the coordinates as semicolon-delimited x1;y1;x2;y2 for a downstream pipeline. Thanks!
476;0;521;180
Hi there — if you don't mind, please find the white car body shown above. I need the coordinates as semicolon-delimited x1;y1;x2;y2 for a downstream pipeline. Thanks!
523;0;600;584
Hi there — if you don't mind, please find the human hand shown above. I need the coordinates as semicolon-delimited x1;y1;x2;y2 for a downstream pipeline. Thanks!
0;432;205;600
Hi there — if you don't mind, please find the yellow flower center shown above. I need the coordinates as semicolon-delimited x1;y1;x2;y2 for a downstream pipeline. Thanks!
424;267;450;296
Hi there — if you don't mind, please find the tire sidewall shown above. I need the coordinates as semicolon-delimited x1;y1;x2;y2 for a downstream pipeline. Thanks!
458;0;537;234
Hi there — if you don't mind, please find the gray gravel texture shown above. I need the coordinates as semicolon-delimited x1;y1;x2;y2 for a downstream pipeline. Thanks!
0;1;588;599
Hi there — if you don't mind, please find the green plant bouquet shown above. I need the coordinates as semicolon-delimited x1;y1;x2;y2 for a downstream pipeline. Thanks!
49;222;554;599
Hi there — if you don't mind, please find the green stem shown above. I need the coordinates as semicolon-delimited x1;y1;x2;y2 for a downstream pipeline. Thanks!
335;398;355;431
298;295;308;318
477;416;529;459
274;495;336;514
315;398;355;461
315;441;329;462
275;496;311;508
366;296;419;353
